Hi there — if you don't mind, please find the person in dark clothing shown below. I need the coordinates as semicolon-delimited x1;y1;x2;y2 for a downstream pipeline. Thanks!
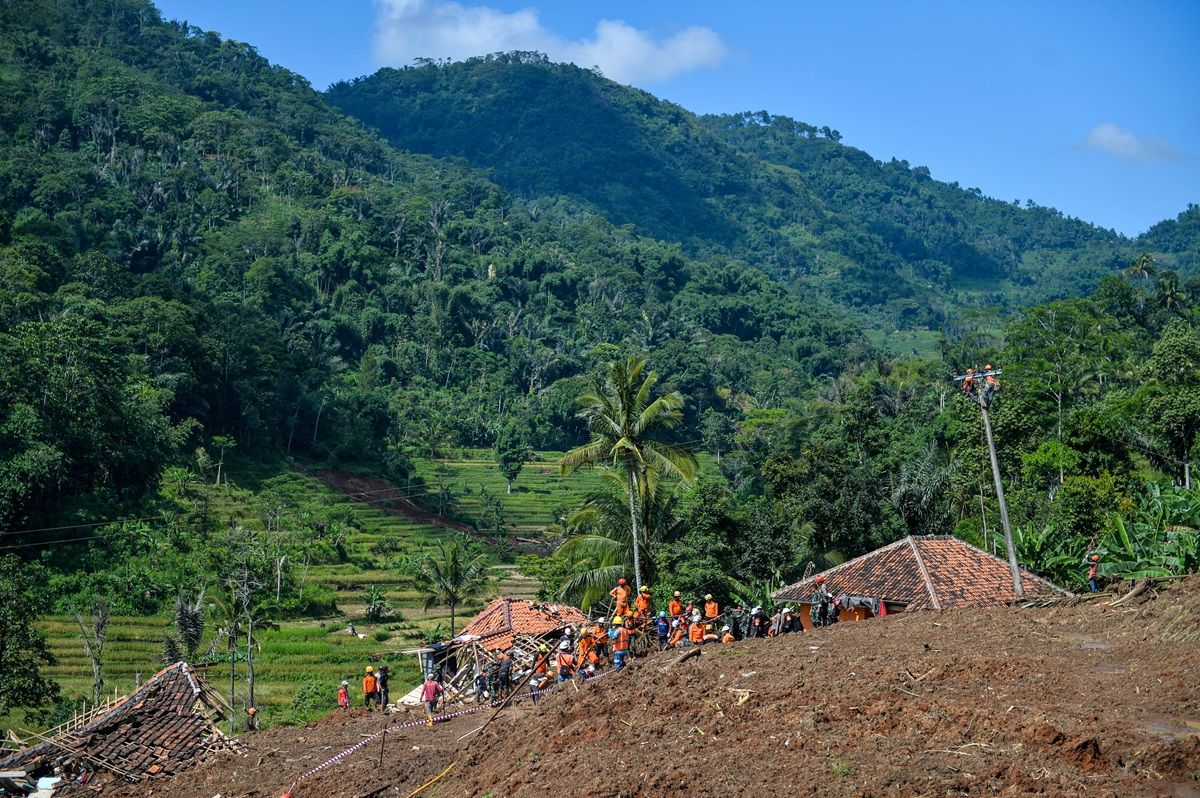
656;612;671;651
776;607;798;635
496;651;513;697
486;660;500;697
811;577;839;627
375;664;390;710
748;606;769;638
474;670;488;703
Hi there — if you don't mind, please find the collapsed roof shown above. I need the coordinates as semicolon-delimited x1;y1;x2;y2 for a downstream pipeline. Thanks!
0;662;239;785
454;596;589;652
773;535;1070;609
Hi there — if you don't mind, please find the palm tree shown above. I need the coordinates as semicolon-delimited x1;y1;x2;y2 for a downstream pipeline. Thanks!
560;356;698;589
556;472;684;610
412;541;493;636
1125;252;1158;283
1155;271;1188;316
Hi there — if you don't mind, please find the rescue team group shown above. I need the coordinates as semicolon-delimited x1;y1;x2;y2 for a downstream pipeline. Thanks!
344;576;844;725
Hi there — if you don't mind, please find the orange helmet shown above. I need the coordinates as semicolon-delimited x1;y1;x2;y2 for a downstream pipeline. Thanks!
815;576;826;584
618;578;627;586
1091;554;1100;562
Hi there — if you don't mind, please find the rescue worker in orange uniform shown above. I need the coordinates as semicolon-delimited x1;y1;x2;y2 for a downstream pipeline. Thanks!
688;618;707;645
591;618;609;665
555;641;576;682
668;619;685;648
362;666;379;711
668;591;684;619
961;367;976;395
610;578;631;617
530;643;552;703
704;594;719;621
721;625;735;645
633;585;652;619
576;626;596;667
611;616;631;671
983;363;999;405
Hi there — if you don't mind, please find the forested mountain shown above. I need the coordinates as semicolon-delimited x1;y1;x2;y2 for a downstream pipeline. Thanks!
0;0;860;533
2;1;1199;731
326;55;1189;324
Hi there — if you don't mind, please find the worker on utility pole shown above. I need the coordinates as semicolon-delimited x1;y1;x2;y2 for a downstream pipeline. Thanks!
956;364;1023;599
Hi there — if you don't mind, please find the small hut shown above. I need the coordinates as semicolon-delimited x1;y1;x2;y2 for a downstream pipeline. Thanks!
773;535;1070;629
403;596;588;704
0;662;239;788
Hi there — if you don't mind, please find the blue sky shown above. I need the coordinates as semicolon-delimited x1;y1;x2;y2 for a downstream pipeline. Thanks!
154;0;1199;237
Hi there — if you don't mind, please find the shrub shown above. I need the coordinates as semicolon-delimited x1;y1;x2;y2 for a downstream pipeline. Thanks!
276;584;338;618
373;629;391;642
287;681;333;725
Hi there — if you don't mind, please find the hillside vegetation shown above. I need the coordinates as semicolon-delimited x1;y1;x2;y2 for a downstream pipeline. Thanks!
1;0;1198;741
327;54;1193;323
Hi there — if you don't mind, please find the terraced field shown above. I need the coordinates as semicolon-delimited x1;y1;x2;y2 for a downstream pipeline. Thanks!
18;453;593;733
17;449;711;733
410;448;611;535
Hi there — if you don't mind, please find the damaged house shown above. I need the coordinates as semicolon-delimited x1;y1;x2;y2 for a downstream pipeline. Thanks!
773;535;1071;629
0;662;239;792
403;596;589;705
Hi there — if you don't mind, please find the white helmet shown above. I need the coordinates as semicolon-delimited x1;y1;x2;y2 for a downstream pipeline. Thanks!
752;605;762;615
558;640;570;650
721;625;730;632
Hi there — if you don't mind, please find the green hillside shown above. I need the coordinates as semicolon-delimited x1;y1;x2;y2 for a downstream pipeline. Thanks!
324;55;1185;324
2;0;1198;743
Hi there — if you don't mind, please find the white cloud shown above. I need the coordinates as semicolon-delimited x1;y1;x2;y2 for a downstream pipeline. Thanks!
1082;122;1181;163
372;0;727;85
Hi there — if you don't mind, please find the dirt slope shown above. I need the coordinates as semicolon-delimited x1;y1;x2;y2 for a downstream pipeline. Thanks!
94;577;1200;798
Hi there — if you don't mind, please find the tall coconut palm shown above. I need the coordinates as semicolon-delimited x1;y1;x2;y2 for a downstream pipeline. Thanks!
560;356;698;590
556;472;684;610
412;541;493;637
1125;252;1158;283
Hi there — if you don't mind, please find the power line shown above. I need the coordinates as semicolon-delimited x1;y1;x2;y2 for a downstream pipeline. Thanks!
0;533;114;552
1;513;183;537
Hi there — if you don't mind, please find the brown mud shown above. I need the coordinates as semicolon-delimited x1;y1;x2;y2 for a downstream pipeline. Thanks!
92;576;1200;798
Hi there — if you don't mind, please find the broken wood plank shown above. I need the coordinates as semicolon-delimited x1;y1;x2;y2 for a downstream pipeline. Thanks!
659;647;701;671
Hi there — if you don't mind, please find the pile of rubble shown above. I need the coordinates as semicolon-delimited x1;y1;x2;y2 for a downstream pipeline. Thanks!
0;663;238;795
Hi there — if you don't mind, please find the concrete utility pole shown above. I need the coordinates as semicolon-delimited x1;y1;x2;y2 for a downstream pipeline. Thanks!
956;367;1023;599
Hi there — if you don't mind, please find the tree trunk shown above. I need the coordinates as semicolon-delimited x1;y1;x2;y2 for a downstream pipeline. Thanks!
450;603;456;639
246;614;255;711
312;400;325;445
228;632;236;725
626;468;643;590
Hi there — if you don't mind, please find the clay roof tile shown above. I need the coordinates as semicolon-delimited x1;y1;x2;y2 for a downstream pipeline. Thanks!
773;535;1070;608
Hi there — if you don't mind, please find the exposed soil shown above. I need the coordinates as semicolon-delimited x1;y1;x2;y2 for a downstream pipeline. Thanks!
312;468;476;536
90;576;1200;798
312;468;551;553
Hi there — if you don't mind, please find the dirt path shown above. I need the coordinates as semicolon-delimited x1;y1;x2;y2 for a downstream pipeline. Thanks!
312;468;477;537
91;576;1200;798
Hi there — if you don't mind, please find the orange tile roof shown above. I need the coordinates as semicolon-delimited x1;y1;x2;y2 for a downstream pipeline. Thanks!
456;596;589;651
773;535;1069;609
